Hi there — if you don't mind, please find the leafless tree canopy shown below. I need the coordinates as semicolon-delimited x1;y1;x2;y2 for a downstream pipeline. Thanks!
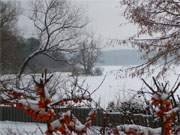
74;34;100;75
120;0;180;76
18;0;87;77
0;1;18;32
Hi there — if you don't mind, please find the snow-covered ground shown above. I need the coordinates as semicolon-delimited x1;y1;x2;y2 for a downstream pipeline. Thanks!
73;65;180;108
0;65;179;108
0;121;99;135
0;121;46;135
0;121;163;135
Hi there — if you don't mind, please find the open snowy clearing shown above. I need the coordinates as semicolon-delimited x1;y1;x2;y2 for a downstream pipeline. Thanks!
0;65;179;108
58;65;179;108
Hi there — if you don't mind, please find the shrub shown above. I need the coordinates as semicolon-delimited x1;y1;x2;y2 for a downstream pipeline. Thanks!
93;67;103;76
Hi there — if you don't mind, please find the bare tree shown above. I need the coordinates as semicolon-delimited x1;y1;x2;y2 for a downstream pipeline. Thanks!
0;0;18;33
118;0;180;76
74;35;100;75
18;0;87;77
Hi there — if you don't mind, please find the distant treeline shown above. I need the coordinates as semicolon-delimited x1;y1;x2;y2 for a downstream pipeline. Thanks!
0;37;69;74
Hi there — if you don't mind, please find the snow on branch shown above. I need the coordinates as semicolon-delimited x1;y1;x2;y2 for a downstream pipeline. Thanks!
0;70;96;135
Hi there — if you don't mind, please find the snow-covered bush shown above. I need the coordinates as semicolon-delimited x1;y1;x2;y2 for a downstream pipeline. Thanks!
93;67;103;76
101;77;180;135
71;66;103;76
106;101;145;115
142;77;180;135
71;65;84;76
0;71;96;135
118;101;145;114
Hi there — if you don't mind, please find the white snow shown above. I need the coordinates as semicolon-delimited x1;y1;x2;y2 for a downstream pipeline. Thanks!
0;121;163;135
161;93;169;100
63;110;71;117
74;65;180;108
117;124;161;135
0;65;179;108
0;65;179;134
0;121;47;135
0;121;97;135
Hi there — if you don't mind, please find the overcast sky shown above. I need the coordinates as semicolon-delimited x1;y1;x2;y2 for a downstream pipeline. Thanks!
17;0;137;49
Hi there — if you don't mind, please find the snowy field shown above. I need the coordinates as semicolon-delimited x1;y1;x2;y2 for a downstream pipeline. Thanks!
71;65;180;108
0;65;179;135
1;65;179;108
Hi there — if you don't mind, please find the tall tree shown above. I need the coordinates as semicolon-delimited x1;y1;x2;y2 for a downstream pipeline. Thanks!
0;1;17;33
120;0;180;76
74;35;100;75
18;0;87;77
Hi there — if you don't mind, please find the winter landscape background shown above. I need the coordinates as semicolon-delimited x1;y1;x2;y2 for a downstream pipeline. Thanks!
0;0;180;134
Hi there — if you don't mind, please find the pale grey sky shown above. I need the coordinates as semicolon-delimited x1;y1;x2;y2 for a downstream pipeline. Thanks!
77;0;137;39
17;0;137;48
